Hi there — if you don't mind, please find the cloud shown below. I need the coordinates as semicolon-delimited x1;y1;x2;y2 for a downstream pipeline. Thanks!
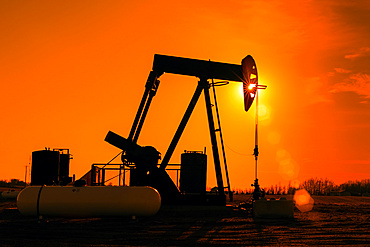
344;47;370;59
304;77;332;104
328;46;370;100
330;73;370;98
334;68;351;73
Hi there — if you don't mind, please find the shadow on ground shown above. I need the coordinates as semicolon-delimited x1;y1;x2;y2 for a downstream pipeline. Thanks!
1;195;369;246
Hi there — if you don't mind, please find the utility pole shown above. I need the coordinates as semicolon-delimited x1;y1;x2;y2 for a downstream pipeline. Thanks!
26;155;31;184
25;165;28;184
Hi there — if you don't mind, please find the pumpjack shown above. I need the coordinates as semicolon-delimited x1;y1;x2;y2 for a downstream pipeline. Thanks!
105;54;259;205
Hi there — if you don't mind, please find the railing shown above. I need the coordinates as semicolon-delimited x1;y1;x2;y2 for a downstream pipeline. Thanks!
90;163;181;187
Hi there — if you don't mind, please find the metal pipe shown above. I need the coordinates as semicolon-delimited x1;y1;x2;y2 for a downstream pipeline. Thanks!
91;165;96;186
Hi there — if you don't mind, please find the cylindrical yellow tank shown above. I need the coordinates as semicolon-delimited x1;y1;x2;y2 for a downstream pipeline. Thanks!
17;186;161;217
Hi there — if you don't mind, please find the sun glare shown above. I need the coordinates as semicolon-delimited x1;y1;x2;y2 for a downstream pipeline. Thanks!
248;83;256;90
235;80;269;116
276;148;300;181
257;104;268;118
297;194;309;204
294;189;314;212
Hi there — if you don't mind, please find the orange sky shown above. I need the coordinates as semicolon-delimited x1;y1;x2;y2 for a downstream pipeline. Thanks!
1;0;369;190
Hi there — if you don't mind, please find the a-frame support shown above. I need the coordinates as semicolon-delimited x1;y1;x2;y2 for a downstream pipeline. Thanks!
160;77;225;203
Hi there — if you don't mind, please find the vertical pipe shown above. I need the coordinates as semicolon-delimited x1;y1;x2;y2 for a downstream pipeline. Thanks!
254;90;259;179
202;78;225;199
25;166;27;184
57;151;61;185
176;169;179;187
102;168;105;186
123;166;126;186
91;165;96;186
119;165;121;186
97;167;101;186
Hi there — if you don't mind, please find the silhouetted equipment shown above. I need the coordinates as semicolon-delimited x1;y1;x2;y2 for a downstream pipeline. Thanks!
105;54;258;205
252;178;265;201
180;151;207;195
105;131;180;204
242;55;258;112
31;148;72;186
17;186;161;217
152;54;244;81
246;57;267;201
73;179;87;187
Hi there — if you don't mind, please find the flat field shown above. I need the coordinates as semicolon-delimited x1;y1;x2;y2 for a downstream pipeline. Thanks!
1;193;369;246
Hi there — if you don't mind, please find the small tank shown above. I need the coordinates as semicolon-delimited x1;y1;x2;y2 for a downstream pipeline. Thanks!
253;197;294;219
31;150;60;185
180;151;207;194
31;149;72;186
1;190;20;200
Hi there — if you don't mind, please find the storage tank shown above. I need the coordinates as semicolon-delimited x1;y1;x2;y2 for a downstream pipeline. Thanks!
253;198;294;219
17;186;161;217
180;151;207;194
31;150;60;185
1;190;20;200
59;152;70;182
31;149;72;185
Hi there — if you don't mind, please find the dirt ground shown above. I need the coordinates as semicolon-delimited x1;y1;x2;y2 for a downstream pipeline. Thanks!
1;193;369;246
